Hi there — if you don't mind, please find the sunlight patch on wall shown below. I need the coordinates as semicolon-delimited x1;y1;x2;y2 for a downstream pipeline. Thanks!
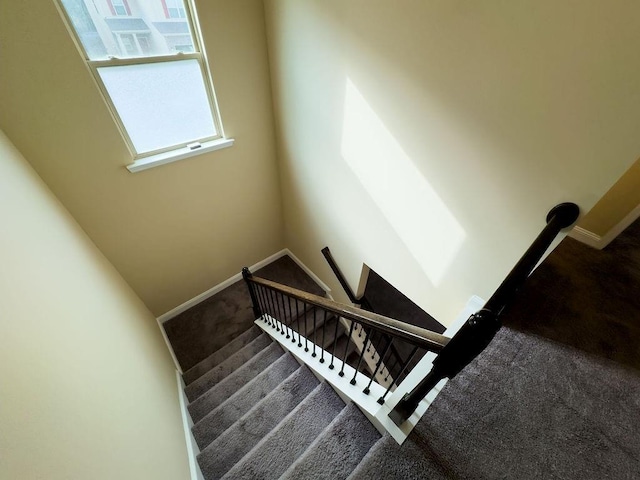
341;78;466;285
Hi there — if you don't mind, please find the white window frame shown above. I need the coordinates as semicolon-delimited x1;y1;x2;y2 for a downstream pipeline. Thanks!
55;0;231;171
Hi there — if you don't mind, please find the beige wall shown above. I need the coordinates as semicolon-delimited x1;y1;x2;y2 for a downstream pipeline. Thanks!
0;0;283;316
0;131;189;479
578;156;640;236
264;0;640;324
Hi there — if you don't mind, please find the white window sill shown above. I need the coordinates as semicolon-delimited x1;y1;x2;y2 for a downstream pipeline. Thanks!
126;138;235;173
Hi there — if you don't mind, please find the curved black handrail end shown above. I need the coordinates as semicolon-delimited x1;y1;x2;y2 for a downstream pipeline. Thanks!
547;202;580;228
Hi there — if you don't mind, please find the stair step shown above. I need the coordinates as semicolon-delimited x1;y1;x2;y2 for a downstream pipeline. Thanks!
183;326;262;385
197;366;320;480
220;382;345;480
185;333;272;402
281;403;381;480
192;353;300;449
346;433;444;480
188;341;284;423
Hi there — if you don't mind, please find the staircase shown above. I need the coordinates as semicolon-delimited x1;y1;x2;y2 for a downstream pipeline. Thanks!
183;324;386;480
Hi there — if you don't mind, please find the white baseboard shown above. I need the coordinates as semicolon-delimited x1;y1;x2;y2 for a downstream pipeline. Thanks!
568;226;603;249
157;248;331;324
176;371;204;480
157;249;289;323
569;202;640;250
158;316;183;373
283;248;332;293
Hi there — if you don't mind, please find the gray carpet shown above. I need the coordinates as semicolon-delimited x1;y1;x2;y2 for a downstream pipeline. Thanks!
164;255;326;371
221;382;345;480
188;341;285;423
192;353;300;449
197;366;320;479
173;230;640;479
183;326;261;385
185;333;271;401
281;403;381;480
352;327;640;480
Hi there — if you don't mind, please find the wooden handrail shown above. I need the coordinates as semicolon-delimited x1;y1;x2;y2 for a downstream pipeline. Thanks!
246;274;450;354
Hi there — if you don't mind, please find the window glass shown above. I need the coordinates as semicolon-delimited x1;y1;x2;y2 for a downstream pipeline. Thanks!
98;60;216;153
57;0;224;158
61;0;195;59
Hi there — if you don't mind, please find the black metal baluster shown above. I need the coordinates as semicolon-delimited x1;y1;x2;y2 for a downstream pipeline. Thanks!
277;292;287;337
339;320;356;377
242;268;261;319
384;353;398;381
267;288;279;332
286;295;296;344
351;327;372;385
257;285;271;326
303;302;309;352
254;285;267;324
295;298;302;348
311;306;317;358
329;315;340;370
270;288;282;333
364;337;393;395
320;310;328;363
366;330;376;355
377;346;419;405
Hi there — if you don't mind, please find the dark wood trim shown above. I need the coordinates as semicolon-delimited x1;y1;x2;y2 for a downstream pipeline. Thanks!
246;275;450;353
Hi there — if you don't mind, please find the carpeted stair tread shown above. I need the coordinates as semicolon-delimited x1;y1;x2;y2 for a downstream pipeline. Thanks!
197;365;319;480
188;342;284;423
296;308;332;338
347;432;449;480
185;333;272;402
221;382;345;480
183;326;262;385
281;403;381;480
192;352;300;449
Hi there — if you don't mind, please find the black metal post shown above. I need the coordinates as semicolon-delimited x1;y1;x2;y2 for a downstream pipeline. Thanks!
389;202;579;426
242;267;262;319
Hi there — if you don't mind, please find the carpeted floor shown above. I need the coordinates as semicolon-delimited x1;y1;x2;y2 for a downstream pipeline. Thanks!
164;255;325;371
351;221;640;479
169;222;640;479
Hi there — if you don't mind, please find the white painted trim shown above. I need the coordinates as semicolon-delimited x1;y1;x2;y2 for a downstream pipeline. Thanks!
157;249;289;323
126;138;235;173
373;295;484;444
283;248;332;294
569;203;640;250
256;316;390;434
158;316;183;373
255;295;485;445
568;226;603;249
176;370;205;480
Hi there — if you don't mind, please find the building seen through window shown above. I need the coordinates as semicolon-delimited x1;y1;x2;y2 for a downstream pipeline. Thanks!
58;0;222;158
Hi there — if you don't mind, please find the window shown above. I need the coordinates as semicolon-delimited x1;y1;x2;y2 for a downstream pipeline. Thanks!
57;0;230;170
163;0;186;19
109;0;130;16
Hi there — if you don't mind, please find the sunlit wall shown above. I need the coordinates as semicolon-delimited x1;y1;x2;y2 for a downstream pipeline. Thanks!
264;0;640;323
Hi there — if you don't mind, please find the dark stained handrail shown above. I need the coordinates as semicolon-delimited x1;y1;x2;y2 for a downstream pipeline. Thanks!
244;273;450;354
388;202;580;425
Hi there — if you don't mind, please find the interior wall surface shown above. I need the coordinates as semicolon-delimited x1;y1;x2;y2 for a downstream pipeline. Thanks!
577;156;640;237
264;0;640;324
0;130;189;480
0;0;284;316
